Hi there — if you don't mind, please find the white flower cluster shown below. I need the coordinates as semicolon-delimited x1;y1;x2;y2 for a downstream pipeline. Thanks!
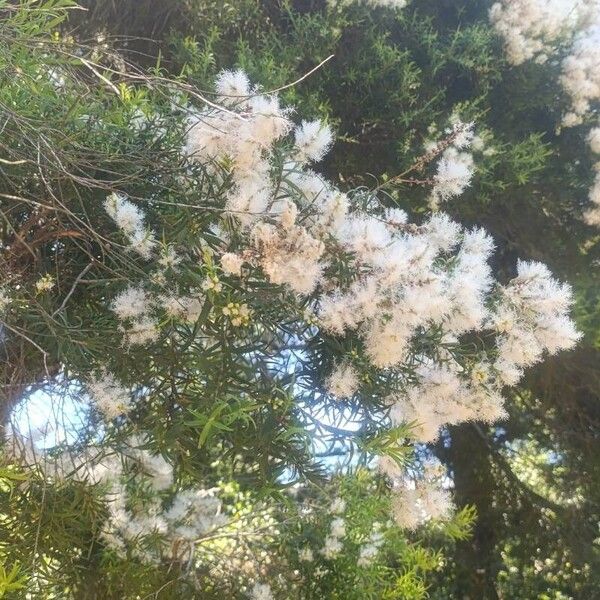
560;15;600;127
365;0;409;8
321;514;347;559
104;485;226;563
104;192;157;259
110;282;203;346
7;426;226;564
5;429;120;484
95;439;227;563
251;583;274;600
584;128;600;226
357;523;384;567
429;121;476;208
489;0;578;66
294;120;334;163
87;372;132;419
423;119;484;210
316;497;348;559
80;70;578;548
325;362;360;399
384;257;579;444
184;70;579;447
0;288;10;313
493;260;580;367
388;459;454;530
490;0;600;126
329;0;410;8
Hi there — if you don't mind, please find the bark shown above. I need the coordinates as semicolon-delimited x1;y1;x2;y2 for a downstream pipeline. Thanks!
443;424;502;600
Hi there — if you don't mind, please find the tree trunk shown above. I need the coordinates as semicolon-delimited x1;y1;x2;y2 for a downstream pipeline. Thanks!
443;424;502;600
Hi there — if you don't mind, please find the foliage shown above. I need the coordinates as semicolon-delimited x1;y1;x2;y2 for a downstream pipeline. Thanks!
1;0;599;598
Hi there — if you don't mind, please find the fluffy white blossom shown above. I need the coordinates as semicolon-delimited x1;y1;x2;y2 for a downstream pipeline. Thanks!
320;508;348;559
215;69;251;105
35;274;55;293
584;171;600;226
111;285;150;321
391;479;454;530
87;372;131;419
221;252;245;276
80;437;230;564
560;24;600;125
330;517;346;538
321;534;343;559
587;127;600;155
430;147;474;207
158;246;182;270
104;192;156;258
104;193;144;235
492;259;581;376
122;315;160;346
329;497;347;514
377;455;403;481
490;1;600;124
161;294;203;323
299;547;314;562
251;221;324;294
251;583;274;600
331;0;409;8
357;524;385;567
326;362;359;398
368;0;408;6
489;0;577;66
294;120;334;163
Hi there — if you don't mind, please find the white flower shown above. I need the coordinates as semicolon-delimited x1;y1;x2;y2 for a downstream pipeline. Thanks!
321;535;343;559
104;193;158;258
588;127;600;154
391;487;422;529
430;147;474;205
221;252;245;276
252;221;324;294
158;246;182;270
560;25;600;124
489;0;578;66
357;525;385;567
104;192;144;236
330;517;346;538
294;120;334;163
490;1;600;124
298;547;314;562
365;0;409;8
251;583;274;600
88;372;131;419
111;285;149;321
273;198;298;229
423;212;461;252
326;362;359;399
329;497;346;514
377;455;403;481
215;69;251;104
0;288;10;312
181;296;204;323
35;274;55;294
123;315;160;346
